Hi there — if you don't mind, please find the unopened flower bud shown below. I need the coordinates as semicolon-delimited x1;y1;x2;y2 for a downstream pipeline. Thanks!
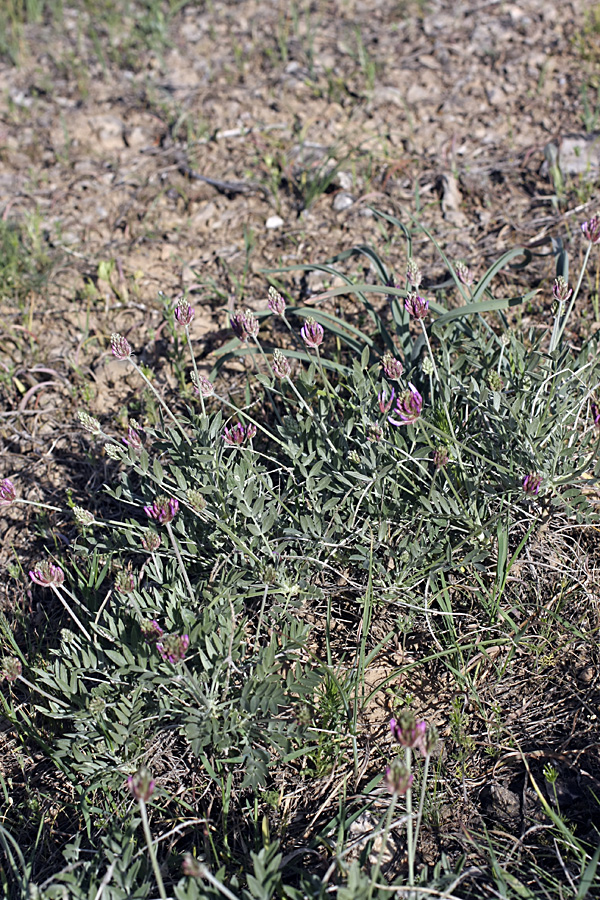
111;333;132;360
432;446;449;469
156;632;190;663
175;296;195;327
127;766;155;802
191;372;215;397
487;370;503;391
0;479;16;506
552;276;572;304
268;286;286;316
455;260;474;286
141;529;161;552
523;473;542;495
141;618;164;641
423;723;439;755
406;258;422;288
105;443;125;460
123;425;143;453
78;411;102;435
385;759;413;795
186;489;206;512
422;356;434;377
381;351;403;380
182;854;204;878
405;292;429;320
73;506;95;526
1;657;22;683
272;349;291;379
115;571;135;593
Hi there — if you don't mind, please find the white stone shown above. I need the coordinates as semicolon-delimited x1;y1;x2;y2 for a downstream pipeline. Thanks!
266;215;284;230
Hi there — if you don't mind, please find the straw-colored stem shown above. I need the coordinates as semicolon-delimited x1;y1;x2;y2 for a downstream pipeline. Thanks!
139;799;167;900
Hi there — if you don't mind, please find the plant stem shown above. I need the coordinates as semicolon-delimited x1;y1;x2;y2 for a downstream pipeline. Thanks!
414;752;431;853
185;327;205;417
368;794;397;900
554;242;592;349
314;345;338;420
165;522;196;605
51;585;92;642
139;799;167;900
285;377;338;453
405;745;414;887
131;361;191;445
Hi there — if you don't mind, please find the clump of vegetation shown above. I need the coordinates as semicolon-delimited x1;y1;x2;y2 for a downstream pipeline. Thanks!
2;210;600;898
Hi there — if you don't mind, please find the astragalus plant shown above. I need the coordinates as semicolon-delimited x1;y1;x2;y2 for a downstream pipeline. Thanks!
2;210;600;899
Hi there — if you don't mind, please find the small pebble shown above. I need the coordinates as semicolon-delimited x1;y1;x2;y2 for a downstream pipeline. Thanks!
266;215;284;230
333;192;354;211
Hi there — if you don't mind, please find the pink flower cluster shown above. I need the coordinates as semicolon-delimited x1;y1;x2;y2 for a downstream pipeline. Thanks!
144;496;179;525
223;422;257;446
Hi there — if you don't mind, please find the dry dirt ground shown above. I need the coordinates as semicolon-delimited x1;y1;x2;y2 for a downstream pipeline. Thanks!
1;0;600;890
1;0;599;530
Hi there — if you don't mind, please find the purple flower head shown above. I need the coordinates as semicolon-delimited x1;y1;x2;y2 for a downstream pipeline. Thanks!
115;571;135;593
141;618;164;642
144;495;179;525
581;214;600;244
523;473;542;495
390;711;427;753
111;333;132;360
389;384;423;426
552;276;572;304
385;759;414;796
591;401;600;428
141;529;161;552
156;632;190;664
127;766;155;802
123;425;143;453
0;479;16;506
174;296;195;327
406;258;422;288
29;560;65;587
230;309;259;341
1;657;22;683
272;349;291;379
378;387;395;415
268;286;286;316
381;351;404;380
192;372;214;398
455;260;474;287
300;316;324;349
223;422;255;446
405;292;429;320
